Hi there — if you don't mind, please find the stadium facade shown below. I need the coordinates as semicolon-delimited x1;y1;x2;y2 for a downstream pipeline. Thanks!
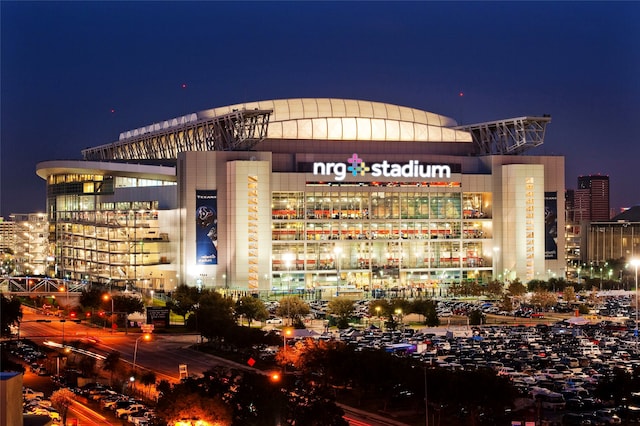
36;98;563;297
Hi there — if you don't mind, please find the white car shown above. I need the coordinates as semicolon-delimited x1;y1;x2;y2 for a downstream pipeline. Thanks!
23;388;45;400
116;404;146;418
266;317;283;325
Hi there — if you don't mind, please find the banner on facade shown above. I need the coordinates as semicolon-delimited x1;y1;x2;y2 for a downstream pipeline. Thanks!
544;192;558;259
196;190;218;265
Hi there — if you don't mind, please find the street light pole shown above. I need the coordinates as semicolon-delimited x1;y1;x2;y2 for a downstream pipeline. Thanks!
103;294;115;333
283;328;292;374
334;246;342;297
632;259;640;346
132;334;151;372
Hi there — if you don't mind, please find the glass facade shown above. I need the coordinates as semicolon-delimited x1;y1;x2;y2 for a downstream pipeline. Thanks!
270;189;493;296
46;173;175;288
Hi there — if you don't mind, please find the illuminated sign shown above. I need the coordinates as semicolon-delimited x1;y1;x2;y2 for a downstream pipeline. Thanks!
313;153;451;181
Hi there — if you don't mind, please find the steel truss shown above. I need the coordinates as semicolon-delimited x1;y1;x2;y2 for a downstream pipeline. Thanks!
82;109;272;161
456;116;551;155
0;276;86;296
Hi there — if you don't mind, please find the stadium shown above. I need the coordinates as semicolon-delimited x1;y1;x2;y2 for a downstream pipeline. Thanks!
36;98;563;298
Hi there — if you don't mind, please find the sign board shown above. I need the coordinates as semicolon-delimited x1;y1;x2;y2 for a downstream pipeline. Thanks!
146;307;170;328
141;324;155;333
179;364;188;380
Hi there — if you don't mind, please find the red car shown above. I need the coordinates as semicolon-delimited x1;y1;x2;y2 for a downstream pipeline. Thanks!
531;313;545;318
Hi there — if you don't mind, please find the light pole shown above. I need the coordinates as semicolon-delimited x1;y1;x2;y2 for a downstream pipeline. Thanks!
283;328;292;374
103;294;114;333
395;308;403;331
600;267;603;291
132;333;151;372
577;267;581;285
283;253;294;324
631;259;640;345
334;246;342;297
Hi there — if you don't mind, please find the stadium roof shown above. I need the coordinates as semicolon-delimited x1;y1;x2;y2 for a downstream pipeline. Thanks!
80;98;550;161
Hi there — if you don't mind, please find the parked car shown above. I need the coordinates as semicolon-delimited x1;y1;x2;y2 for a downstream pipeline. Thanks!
266;317;283;325
23;387;45;400
116;403;146;418
593;408;622;424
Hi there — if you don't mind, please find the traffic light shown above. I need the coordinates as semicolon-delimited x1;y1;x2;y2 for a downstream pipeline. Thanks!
85;312;91;318
69;312;77;318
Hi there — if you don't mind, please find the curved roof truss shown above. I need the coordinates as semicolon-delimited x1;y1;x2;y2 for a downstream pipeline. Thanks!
82;109;272;161
456;116;551;155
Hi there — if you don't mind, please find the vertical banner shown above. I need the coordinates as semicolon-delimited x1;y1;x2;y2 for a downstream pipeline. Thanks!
544;192;558;259
196;190;218;265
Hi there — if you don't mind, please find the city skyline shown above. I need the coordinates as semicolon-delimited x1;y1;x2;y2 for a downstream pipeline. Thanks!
2;1;639;217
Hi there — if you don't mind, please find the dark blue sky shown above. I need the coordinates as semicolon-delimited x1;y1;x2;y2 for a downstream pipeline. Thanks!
2;1;639;217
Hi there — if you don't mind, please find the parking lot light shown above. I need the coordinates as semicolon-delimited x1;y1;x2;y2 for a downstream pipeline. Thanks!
631;258;640;345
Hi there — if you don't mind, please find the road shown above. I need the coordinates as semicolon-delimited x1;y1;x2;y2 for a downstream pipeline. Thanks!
17;309;412;425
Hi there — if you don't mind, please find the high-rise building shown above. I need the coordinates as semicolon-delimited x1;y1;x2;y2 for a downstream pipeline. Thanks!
0;217;16;254
575;175;610;222
10;213;50;276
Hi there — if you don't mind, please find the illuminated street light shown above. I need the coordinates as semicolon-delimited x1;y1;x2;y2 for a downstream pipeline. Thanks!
631;258;640;346
132;333;151;372
103;293;115;333
283;328;293;374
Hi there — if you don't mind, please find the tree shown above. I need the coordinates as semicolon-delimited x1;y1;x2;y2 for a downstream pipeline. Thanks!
77;355;96;378
499;294;514;313
468;309;485;325
113;295;144;315
276;296;310;327
236;296;269;326
411;298;439;326
140;370;157;397
0;294;22;337
587;286;600;306
507;279;526;296
327;298;355;329
486;280;505;298
0;250;15;275
563;286;577;304
529;289;557;309
51;388;74;425
102;351;121;386
166;284;201;322
156;383;232;425
194;291;236;339
79;286;106;310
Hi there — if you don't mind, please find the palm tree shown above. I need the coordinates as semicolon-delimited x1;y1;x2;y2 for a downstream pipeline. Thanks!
140;370;157;397
102;351;120;386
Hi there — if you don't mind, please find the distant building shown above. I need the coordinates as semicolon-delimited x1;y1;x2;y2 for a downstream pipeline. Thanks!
0;217;16;254
575;175;610;222
581;206;640;286
8;213;50;276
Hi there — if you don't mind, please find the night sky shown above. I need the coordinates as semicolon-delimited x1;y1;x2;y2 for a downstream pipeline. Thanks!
2;1;639;217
